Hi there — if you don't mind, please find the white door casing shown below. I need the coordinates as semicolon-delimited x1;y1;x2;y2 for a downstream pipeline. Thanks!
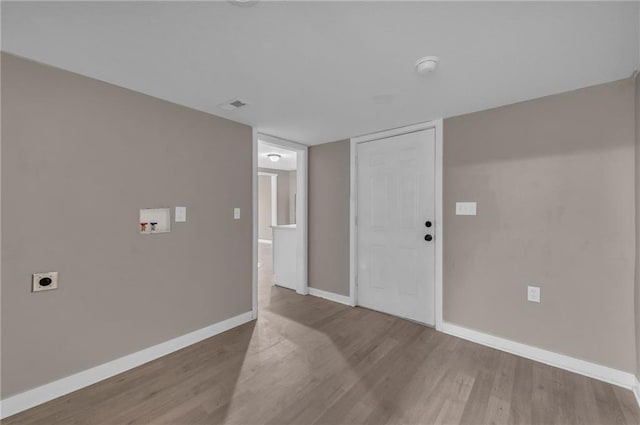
355;128;436;325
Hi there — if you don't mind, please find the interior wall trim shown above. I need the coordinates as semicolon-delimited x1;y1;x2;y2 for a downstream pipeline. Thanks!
308;287;355;306
633;377;640;408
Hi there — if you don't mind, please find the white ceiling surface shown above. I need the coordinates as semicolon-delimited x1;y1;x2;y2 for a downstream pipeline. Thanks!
2;2;639;145
258;142;297;171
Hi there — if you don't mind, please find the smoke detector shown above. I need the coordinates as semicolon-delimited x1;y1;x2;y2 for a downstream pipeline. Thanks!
415;56;440;75
218;99;249;111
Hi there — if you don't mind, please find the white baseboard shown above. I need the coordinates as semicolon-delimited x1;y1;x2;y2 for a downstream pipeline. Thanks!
0;311;254;420
633;377;640;408
308;287;354;306
258;239;272;244
439;321;636;390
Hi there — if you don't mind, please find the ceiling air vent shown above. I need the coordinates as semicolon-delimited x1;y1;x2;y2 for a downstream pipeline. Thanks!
218;99;249;111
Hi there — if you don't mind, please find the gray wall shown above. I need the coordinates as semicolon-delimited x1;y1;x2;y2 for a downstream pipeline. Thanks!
258;167;295;229
289;170;297;223
258;175;273;240
444;79;636;373
308;140;350;296
1;54;253;397
634;75;640;376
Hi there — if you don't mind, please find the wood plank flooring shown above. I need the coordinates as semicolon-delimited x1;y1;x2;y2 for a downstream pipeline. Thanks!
4;242;639;424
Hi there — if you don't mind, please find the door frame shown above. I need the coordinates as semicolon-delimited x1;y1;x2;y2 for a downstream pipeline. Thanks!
252;132;309;319
349;119;444;329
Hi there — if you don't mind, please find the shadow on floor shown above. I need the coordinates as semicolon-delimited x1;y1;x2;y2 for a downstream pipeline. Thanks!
3;322;257;425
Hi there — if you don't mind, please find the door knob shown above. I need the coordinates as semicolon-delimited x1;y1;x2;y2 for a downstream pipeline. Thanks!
425;221;432;228
424;234;433;242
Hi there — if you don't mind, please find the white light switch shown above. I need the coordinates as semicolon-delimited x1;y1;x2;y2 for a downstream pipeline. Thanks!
527;286;541;303
456;202;477;216
234;208;240;220
175;207;187;222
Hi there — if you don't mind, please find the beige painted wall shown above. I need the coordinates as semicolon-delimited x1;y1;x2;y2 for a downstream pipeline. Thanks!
258;167;294;230
444;79;636;373
635;74;640;377
308;140;350;296
289;170;297;223
1;54;253;397
258;175;273;240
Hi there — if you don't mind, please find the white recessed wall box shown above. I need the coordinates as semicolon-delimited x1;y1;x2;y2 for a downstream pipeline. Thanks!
139;208;171;234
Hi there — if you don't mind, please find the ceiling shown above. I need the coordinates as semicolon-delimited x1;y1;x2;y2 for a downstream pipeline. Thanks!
2;1;639;145
258;141;297;171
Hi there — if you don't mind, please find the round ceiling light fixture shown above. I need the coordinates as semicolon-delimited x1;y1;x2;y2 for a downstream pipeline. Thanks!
267;153;281;162
415;56;440;75
228;0;260;7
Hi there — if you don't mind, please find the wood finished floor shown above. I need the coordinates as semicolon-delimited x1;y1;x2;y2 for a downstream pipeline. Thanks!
4;242;640;425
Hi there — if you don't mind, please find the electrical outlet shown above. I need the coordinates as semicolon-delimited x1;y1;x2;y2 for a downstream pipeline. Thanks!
527;285;540;303
32;272;58;293
234;208;240;220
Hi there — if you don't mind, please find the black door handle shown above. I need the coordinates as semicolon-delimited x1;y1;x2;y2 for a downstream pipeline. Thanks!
424;234;433;242
425;221;432;228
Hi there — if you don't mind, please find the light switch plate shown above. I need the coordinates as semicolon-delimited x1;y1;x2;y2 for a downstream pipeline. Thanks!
234;208;240;220
175;206;187;222
456;202;477;216
527;285;541;303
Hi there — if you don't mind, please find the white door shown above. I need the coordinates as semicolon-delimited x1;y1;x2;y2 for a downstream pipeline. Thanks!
356;129;436;325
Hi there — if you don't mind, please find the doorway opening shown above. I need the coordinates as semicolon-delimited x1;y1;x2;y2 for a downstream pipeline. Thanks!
253;133;308;318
